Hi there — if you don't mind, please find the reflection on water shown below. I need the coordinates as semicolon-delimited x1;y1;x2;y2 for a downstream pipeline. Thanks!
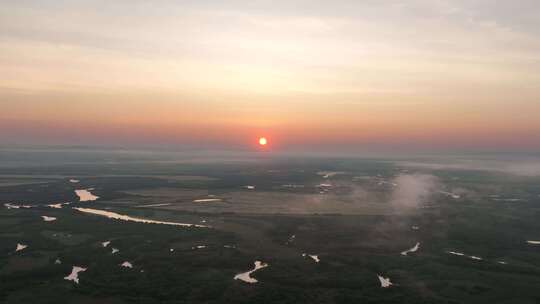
48;202;70;208
234;261;269;284
302;253;320;263
75;189;99;202
73;207;209;228
400;242;420;256
447;251;483;261
42;215;57;222
64;266;87;284
15;243;27;252
193;198;222;203
378;275;393;288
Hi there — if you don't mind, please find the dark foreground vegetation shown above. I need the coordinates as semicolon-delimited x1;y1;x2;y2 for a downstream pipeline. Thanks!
1;149;539;303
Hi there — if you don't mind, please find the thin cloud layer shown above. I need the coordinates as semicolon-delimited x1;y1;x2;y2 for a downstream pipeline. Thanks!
399;160;540;177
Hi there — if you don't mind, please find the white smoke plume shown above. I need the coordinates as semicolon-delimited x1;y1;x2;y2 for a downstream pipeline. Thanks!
389;174;439;209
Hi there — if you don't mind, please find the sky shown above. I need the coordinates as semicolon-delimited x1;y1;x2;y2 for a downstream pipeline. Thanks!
1;0;539;152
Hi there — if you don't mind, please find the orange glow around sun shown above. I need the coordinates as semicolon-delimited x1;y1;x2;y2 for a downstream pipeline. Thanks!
258;137;267;146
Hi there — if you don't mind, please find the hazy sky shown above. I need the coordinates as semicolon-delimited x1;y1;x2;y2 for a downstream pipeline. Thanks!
1;0;539;152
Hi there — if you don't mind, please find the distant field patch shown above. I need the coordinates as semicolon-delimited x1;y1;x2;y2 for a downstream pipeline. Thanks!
103;175;217;182
122;187;208;198
160;191;391;215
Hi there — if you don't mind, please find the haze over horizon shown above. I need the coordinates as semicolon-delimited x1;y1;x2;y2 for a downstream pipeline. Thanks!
2;0;540;152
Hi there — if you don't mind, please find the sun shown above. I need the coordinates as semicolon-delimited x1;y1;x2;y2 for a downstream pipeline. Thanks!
258;137;267;146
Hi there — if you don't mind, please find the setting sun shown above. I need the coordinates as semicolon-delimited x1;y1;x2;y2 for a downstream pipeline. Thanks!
259;137;267;146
